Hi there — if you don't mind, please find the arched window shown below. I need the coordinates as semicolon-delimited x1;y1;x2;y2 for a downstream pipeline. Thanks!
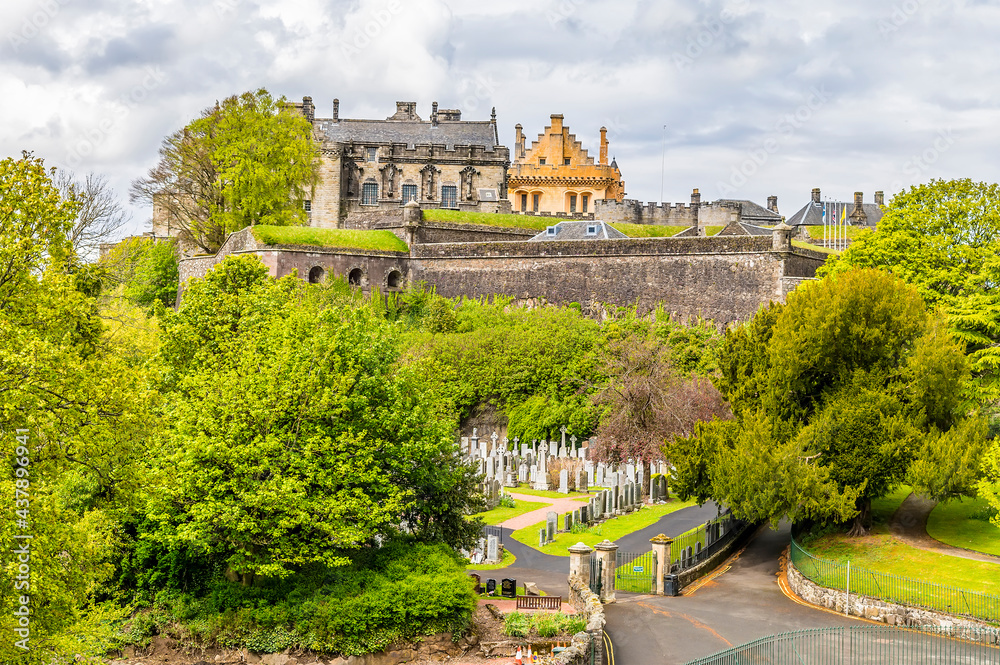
362;181;379;205
348;268;364;286
387;270;403;289
308;266;325;284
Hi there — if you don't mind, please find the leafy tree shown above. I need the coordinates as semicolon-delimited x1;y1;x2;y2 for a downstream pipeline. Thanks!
131;89;320;253
822;179;1000;401
910;415;990;502
981;440;1000;532
101;236;180;310
56;170;130;262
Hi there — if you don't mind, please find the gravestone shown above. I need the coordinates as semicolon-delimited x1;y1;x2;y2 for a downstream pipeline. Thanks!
521;442;529;457
539;528;546;547
651;476;659;502
580;505;589;523
469;573;482;594
461;437;469;455
487;535;499;563
529;467;537;484
501;578;517;599
559;469;569;494
518;462;528;484
564;513;572;531
546;511;558;542
486;578;497;595
585;461;594;486
595;465;605;487
573;508;581;525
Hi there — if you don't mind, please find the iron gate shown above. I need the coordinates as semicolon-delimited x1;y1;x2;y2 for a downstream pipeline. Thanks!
615;550;657;594
589;556;603;596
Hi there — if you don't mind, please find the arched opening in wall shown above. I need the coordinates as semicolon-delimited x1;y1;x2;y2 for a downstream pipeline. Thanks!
348;268;364;286
566;192;579;214
308;266;325;284
387;270;403;289
530;191;542;213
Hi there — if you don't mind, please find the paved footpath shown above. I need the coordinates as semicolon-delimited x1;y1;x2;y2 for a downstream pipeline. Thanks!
500;491;591;530
889;492;1000;564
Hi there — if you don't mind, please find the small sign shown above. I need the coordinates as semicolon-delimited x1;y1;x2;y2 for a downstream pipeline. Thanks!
633;566;644;573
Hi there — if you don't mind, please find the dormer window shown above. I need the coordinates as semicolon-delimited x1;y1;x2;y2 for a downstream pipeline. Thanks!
586;225;599;236
539;158;546;165
546;226;558;237
366;147;377;162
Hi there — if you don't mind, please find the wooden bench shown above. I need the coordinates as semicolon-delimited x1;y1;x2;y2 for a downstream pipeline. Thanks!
516;595;562;611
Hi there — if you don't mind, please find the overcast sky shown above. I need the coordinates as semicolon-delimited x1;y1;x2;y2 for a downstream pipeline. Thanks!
1;0;996;237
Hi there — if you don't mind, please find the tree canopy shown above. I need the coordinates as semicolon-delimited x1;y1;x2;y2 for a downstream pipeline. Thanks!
131;89;320;253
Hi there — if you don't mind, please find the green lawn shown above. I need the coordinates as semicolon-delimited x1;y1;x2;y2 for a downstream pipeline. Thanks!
871;485;913;527
608;223;690;238
508;485;592;501
467;549;516;571
804;225;870;241
802;532;1000;597
251;225;409;252
704;225;724;236
472;499;549;526
927;497;1000;557
792;240;838;255
421;209;569;230
511;499;698;556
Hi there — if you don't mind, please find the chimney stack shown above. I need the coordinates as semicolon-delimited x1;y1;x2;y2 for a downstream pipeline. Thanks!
302;96;314;124
432;101;439;127
599;127;608;165
811;188;821;204
332;98;339;123
854;191;864;209
691;188;701;206
515;124;525;160
875;191;884;206
767;195;778;213
550;114;564;134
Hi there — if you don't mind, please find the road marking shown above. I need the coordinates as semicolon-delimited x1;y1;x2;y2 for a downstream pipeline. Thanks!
636;601;733;648
603;629;615;665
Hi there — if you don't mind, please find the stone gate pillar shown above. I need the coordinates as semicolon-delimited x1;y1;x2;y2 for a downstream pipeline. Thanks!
594;539;619;604
649;533;672;596
568;542;593;579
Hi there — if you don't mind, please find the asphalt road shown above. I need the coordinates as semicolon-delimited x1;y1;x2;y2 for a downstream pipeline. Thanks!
604;523;857;665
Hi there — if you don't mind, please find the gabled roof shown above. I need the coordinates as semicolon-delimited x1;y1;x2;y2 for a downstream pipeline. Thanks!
316;119;498;150
788;201;883;227
528;220;627;242
718;199;782;223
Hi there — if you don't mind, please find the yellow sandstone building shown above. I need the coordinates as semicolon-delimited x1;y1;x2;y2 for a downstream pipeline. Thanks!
508;114;625;216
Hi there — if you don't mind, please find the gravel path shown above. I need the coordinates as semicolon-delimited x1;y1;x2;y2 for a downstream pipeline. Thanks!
888;492;1000;564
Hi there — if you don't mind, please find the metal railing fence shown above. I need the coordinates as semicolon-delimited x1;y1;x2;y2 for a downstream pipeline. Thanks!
684;625;1000;665
668;512;747;574
791;537;1000;623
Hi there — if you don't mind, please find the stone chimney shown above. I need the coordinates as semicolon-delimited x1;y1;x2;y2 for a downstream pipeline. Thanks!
515;124;525;161
302;96;314;124
599;127;608;165
767;195;778;213
550;114;564;134
691;188;701;206
332;98;339;123
811;188;821;204
850;191;868;225
431;102;439;126
875;191;884;206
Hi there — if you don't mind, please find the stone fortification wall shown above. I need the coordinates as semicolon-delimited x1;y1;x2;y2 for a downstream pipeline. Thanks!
595;199;700;226
410;237;822;324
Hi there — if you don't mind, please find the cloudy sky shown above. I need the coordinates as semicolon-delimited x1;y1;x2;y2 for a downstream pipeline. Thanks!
1;0;995;236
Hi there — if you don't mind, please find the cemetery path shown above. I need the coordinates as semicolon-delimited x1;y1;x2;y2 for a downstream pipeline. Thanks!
889;492;1000;564
501;491;590;530
603;523;858;665
614;501;721;552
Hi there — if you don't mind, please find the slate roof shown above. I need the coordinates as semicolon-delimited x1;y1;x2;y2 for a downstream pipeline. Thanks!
787;201;883;227
528;220;627;242
316;118;498;150
718;199;782;223
740;223;774;236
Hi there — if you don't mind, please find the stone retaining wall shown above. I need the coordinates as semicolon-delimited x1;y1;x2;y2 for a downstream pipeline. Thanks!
787;557;999;639
561;574;606;665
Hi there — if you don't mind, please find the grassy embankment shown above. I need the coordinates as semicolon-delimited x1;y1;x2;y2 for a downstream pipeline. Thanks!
251;225;409;252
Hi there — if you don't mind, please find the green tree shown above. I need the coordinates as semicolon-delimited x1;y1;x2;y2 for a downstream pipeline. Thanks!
102;236;180;310
822;179;1000;401
131;89;320;253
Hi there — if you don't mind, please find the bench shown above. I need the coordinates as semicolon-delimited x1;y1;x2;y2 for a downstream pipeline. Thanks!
516;595;562;611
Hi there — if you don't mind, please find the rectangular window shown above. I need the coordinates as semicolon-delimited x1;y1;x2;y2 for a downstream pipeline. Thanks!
532;194;540;212
521;193;528;212
366;147;377;162
586;225;599;236
441;185;458;209
304;200;312;212
569;195;577;213
564;158;571;165
539;157;546;165
402;184;418;203
362;182;378;205
582;195;589;213
546;226;558;236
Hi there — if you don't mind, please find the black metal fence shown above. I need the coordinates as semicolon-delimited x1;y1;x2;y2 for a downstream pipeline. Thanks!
589;556;603;596
615;550;657;593
482;524;503;547
669;511;747;574
684;625;1000;665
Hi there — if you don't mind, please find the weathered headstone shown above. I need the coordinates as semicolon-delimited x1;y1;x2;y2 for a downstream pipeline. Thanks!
469;573;482;594
573;508;581;525
595;465;605;487
487;535;499;562
518;462;528;484
559;469;569;494
564;513;572;531
546;511;558;542
534;442;550;490
580;505;589;523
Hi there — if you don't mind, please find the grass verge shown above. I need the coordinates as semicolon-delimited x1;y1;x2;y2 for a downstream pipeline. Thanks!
472;499;550;526
511;499;698;556
927;497;1000;557
420;209;569;230
251;225;409;252
508;485;592;501
871;485;913;527
608;223;690;238
467;549;516;571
